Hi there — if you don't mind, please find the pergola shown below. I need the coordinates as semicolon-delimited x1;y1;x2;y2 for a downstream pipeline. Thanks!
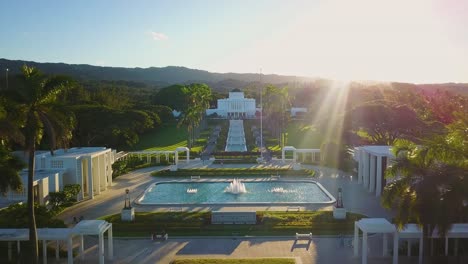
129;147;190;165
281;146;321;163
0;220;113;264
355;146;394;196
354;218;398;264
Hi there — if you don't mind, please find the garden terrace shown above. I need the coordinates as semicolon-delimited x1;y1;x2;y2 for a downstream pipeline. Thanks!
99;211;365;237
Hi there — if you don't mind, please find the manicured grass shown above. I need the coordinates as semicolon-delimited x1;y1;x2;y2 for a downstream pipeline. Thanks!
172;259;295;264
151;168;315;177
132;122;189;151
283;121;323;148
131;122;208;152
99;211;366;237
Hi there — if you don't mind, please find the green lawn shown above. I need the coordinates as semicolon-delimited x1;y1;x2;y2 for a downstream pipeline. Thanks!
253;121;324;152
131;122;209;152
172;259;295;264
99;211;365;237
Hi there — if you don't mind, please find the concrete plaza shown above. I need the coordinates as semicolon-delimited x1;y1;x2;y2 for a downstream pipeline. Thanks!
55;162;399;263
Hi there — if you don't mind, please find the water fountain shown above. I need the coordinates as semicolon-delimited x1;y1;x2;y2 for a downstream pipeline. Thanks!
225;179;247;194
186;188;198;194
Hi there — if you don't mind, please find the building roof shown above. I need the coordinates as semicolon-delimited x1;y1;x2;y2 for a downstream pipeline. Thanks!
36;147;110;159
360;145;394;157
356;218;396;233
20;169;62;181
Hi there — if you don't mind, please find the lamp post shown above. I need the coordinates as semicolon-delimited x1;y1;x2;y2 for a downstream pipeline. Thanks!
124;189;131;209
259;68;263;161
5;68;9;90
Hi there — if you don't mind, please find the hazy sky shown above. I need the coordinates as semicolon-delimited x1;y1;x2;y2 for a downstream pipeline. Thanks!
1;0;467;83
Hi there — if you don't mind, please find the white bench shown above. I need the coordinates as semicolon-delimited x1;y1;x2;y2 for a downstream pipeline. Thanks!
296;232;313;240
287;206;300;212
152;233;168;241
191;176;201;180
271;175;281;179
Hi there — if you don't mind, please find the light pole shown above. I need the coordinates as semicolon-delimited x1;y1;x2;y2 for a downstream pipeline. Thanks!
260;68;263;161
5;68;9;90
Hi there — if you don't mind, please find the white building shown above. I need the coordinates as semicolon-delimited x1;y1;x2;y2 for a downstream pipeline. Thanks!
34;147;115;200
7;170;63;205
290;107;307;117
206;91;256;119
354;146;394;197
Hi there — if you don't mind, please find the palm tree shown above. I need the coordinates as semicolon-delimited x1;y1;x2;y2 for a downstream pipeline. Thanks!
3;66;75;263
382;139;468;263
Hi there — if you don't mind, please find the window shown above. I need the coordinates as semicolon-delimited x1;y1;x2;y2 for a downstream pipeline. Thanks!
50;160;64;168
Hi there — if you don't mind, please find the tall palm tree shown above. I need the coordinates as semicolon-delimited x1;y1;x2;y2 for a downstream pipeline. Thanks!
382;139;468;263
3;66;75;263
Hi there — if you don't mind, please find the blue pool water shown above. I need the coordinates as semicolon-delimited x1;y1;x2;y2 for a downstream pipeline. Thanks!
137;180;335;205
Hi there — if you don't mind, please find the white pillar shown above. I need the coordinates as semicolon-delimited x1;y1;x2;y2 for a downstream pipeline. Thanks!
445;237;448;256
293;151;297;163
96;157;101;195
407;240;411;257
8;242;12;261
358;150;363;184
282;149;285;162
108;225;113;260
369;155;376;192
56;240;60;260
99;233;104;264
88;157;94;199
383;233;388;256
43;240;47;264
363;153;370;189
80;235;84;260
362;232;368;264
419;237;423;264
67;237;73;264
186;150;190;162
376;156;383;196
175;151;179;165
393;232;399;264
354;222;359;257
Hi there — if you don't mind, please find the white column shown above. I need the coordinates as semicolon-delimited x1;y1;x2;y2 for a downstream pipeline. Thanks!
88;157;94;199
108;225;114;260
383;233;388;256
358;150;363;184
363;153;370;189
175;151;179;165
96;157;101;195
445;237;448;256
8;242;12;261
354;222;359;257
80;235;84;260
282;149;285;162
376;156;383;196
293;151;297;163
56;240;60;260
186;150;189;162
362;232;368;264
419;237;423;264
369;155;376;192
99;233;104;264
43;240;47;264
407;240;411;256
393;232;399;264
67;237;73;264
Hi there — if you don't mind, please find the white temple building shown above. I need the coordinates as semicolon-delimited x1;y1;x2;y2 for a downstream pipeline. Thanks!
206;90;256;119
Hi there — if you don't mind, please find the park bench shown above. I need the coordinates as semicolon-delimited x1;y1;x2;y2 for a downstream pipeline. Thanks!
296;232;313;240
152;232;168;241
271;175;281;180
287;206;300;212
191;176;201;180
